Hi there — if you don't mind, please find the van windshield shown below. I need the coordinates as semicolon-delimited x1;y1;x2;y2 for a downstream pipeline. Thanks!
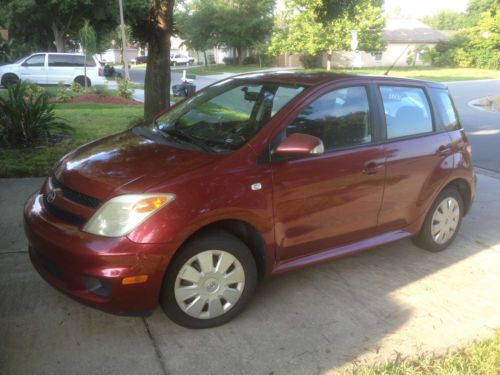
148;79;306;153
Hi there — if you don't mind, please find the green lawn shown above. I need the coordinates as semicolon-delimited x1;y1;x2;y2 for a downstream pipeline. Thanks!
0;103;144;177
130;64;272;76
339;332;499;375
298;67;500;82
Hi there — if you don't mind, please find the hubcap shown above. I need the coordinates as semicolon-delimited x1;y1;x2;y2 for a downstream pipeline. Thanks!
174;250;245;319
431;197;460;244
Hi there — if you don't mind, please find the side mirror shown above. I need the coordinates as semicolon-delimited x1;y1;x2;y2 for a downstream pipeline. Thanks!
273;133;324;159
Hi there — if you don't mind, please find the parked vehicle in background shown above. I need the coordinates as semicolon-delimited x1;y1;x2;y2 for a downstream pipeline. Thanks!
170;53;195;66
134;55;148;64
24;73;475;329
0;53;105;87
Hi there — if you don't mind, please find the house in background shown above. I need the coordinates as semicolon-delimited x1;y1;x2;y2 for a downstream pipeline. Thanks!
278;19;449;68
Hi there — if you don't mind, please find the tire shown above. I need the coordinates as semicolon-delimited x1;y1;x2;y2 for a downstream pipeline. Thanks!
160;231;257;328
413;187;464;252
74;76;91;87
1;74;19;88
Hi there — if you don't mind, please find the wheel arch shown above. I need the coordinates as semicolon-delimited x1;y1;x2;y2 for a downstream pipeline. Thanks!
74;75;91;87
171;219;268;281
1;72;20;86
444;178;472;216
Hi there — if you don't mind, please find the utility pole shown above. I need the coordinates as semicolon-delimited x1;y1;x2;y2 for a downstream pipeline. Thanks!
118;0;129;79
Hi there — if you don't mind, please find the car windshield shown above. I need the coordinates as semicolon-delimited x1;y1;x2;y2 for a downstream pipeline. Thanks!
147;79;306;152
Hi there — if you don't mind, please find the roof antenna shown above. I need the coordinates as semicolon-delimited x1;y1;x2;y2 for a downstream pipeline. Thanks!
384;44;410;75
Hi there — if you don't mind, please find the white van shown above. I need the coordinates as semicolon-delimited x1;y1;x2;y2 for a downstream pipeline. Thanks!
0;53;106;87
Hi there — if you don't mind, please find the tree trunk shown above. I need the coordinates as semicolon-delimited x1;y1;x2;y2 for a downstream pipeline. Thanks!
144;0;175;119
236;46;243;65
51;22;65;52
203;51;208;67
83;61;88;90
326;52;333;71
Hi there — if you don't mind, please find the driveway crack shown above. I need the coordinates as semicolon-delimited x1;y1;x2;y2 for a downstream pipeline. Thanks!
142;317;169;375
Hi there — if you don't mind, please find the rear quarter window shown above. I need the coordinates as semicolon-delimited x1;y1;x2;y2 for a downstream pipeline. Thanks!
429;88;460;131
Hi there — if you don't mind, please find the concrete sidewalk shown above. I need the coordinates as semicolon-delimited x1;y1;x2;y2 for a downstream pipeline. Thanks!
0;173;499;375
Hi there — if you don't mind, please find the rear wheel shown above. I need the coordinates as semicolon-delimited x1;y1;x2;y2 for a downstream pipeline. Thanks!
1;74;19;87
74;76;91;87
160;231;257;328
413;187;463;252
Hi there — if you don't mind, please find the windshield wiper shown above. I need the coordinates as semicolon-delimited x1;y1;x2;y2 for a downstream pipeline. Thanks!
159;126;215;153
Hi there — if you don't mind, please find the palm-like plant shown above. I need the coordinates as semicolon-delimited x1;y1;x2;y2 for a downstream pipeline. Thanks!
0;82;72;147
78;20;97;90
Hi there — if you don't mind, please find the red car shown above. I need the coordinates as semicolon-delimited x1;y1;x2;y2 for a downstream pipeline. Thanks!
24;73;475;328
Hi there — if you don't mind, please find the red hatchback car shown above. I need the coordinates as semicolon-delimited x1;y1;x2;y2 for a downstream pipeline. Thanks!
24;73;475;328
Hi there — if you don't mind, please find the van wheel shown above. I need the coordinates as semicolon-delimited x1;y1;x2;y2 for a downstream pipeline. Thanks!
413;187;463;252
160;231;257;328
1;74;19;88
74;76;91;87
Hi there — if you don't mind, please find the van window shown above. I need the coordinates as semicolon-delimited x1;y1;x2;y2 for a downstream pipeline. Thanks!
23;54;45;67
430;89;460;131
48;55;95;67
286;86;372;151
379;86;433;139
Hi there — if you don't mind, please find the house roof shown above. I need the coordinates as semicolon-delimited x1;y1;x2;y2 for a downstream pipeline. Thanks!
383;19;449;43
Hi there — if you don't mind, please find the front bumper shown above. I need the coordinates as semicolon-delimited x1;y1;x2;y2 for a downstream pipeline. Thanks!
24;193;175;314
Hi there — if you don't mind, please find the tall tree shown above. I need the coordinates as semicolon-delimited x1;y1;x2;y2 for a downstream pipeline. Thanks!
0;0;128;53
270;0;386;70
130;0;175;118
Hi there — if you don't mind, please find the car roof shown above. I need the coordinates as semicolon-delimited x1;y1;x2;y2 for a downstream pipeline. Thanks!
231;72;447;89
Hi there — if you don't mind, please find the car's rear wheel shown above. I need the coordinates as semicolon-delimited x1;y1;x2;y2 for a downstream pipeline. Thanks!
413;187;463;252
1;74;19;88
160;231;257;328
74;76;91;87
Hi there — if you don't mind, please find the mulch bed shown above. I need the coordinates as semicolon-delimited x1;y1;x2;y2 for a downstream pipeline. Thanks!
50;94;142;106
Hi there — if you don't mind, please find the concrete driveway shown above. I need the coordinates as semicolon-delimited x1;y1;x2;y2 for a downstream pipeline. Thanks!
0;174;499;375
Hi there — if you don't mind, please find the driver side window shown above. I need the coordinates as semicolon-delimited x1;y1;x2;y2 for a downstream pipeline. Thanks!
286;86;371;151
24;54;46;67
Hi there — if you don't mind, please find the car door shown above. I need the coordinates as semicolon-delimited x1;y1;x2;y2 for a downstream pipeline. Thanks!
375;83;453;233
271;84;386;261
18;54;47;84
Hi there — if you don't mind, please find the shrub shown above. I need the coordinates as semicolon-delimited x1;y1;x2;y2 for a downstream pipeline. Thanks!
23;82;45;98
56;81;73;103
299;54;321;69
70;81;83;94
116;78;134;99
0;82;72;148
223;57;237;65
242;55;258;65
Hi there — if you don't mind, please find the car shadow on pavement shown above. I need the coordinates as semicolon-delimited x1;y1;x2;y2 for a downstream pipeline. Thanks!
1;175;499;375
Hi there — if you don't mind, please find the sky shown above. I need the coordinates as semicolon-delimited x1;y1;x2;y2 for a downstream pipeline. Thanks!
383;0;469;17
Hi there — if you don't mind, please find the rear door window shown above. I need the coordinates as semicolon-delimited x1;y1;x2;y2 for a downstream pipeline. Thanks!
379;86;433;139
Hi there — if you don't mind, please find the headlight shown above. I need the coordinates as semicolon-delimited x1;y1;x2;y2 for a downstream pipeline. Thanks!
83;194;175;237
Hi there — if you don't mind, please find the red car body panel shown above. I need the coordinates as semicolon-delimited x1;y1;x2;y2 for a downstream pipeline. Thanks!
24;73;475;315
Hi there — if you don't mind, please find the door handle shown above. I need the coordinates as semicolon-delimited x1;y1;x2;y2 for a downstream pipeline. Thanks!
362;161;381;175
437;145;452;156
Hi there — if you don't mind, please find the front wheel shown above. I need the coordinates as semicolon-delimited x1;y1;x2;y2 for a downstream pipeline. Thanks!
160;231;257;328
1;74;19;88
413;187;463;252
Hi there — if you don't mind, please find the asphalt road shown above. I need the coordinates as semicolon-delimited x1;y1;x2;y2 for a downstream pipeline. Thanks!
447;80;500;173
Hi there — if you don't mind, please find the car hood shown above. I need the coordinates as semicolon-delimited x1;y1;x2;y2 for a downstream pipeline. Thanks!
53;129;224;201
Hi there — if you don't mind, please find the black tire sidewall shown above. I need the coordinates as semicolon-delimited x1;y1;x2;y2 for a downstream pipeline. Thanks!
415;187;464;252
2;74;19;87
160;231;257;329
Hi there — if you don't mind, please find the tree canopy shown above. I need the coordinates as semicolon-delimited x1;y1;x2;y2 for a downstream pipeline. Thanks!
269;0;386;70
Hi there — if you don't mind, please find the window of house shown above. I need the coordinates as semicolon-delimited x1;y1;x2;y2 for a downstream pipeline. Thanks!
286;86;372;151
375;53;383;61
379;86;433;139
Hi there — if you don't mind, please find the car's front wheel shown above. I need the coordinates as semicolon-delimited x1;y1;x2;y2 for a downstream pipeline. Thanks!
74;76;91;87
413;187;463;252
160;231;257;328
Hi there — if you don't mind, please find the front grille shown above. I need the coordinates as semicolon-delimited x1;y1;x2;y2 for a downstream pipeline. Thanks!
51;177;101;208
43;194;87;226
33;247;63;280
